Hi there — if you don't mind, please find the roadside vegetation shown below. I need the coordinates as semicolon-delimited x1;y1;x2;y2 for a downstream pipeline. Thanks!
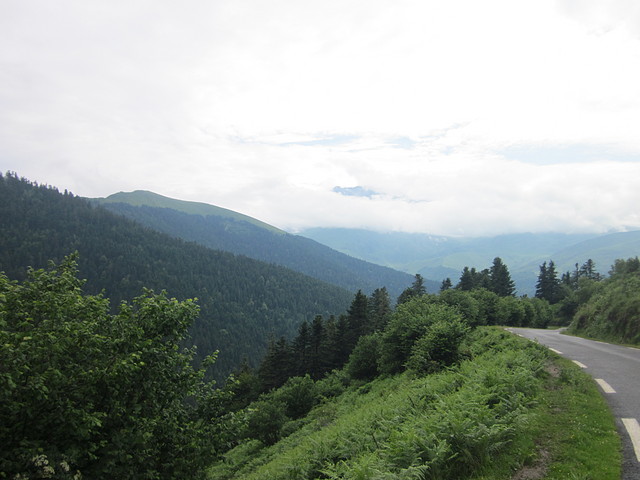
207;328;620;479
1;251;629;478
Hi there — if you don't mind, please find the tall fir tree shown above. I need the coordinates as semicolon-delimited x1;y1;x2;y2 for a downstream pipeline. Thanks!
397;274;427;304
345;290;369;349
489;257;515;297
368;287;392;331
535;260;561;303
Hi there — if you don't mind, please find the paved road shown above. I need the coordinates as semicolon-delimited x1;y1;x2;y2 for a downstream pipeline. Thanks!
506;328;640;480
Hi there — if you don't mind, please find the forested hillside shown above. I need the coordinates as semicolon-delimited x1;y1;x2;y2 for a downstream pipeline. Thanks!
94;191;416;298
0;173;354;379
569;257;640;344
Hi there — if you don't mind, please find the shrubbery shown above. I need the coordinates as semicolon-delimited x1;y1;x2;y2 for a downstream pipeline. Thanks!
0;256;226;479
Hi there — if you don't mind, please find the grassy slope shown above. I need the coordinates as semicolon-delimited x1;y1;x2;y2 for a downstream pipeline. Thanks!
97;190;285;234
208;329;620;479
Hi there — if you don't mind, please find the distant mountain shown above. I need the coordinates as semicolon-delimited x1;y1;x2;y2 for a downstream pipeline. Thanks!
298;227;636;296
94;191;420;298
513;230;640;294
100;190;284;234
0;174;353;380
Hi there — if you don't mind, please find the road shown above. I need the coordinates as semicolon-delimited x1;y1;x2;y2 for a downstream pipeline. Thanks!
507;328;640;480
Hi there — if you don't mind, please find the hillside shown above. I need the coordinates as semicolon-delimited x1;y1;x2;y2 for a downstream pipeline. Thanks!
299;227;640;295
0;173;353;379
94;191;418;298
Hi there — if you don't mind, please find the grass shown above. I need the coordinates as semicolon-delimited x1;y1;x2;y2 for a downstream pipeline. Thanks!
208;329;621;479
531;356;621;479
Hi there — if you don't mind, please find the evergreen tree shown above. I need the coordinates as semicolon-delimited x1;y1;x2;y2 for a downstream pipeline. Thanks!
257;336;292;392
308;315;326;379
489;257;515;296
368;287;392;331
397;274;427;304
535;260;561;303
345;290;369;349
457;267;475;291
292;320;311;376
580;259;601;281
440;277;453;291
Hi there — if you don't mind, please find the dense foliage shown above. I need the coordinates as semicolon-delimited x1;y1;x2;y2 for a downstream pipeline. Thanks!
569;257;640;343
208;328;552;479
0;256;229;479
97;198;414;299
0;173;353;379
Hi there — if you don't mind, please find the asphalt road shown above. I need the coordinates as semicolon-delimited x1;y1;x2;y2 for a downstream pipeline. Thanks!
506;328;640;480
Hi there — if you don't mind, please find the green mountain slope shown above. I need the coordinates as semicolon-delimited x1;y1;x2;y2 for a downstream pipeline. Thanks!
100;190;284;233
0;173;353;380
94;192;416;299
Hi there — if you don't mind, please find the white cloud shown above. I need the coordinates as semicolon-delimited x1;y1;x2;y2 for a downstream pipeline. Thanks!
1;0;640;236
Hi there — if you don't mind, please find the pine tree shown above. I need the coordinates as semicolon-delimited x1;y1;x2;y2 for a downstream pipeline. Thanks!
489;257;515;296
346;290;369;349
457;267;475;291
397;274;428;304
440;278;453;291
368;287;392;331
535;260;561;303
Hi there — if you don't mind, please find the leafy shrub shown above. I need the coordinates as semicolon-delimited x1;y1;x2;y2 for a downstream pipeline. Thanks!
245;399;288;445
0;256;225;479
272;374;319;419
378;299;462;374
408;316;470;374
346;333;381;380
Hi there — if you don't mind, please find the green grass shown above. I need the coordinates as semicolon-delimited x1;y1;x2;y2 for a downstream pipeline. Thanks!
533;356;621;479
208;329;621;479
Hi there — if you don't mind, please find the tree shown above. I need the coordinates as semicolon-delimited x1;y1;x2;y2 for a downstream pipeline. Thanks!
345;290;369;349
397;274;427;304
440;277;453;292
0;255;224;479
258;336;293;392
535;260;561;303
489;257;515;297
368;287;392;331
457;267;476;291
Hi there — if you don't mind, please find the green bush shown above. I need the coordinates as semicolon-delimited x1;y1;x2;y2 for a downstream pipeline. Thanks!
378;299;462;374
0;255;223;479
272;375;319;419
245;399;288;445
408;316;470;374
346;334;381;380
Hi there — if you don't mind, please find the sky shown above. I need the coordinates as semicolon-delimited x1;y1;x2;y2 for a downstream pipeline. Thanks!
2;0;640;237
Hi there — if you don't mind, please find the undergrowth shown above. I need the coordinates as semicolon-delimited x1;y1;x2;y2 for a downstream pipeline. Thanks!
208;328;620;479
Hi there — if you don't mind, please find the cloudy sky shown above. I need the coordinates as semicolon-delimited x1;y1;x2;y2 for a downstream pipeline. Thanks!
2;0;640;236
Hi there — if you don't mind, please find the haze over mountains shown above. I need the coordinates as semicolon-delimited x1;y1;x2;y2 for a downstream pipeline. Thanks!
96;189;640;297
300;228;640;296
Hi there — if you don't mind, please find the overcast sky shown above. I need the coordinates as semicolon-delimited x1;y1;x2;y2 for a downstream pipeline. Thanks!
2;0;640;236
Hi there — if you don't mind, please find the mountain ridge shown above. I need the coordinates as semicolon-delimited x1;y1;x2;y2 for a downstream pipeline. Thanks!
299;227;640;295
94;191;426;298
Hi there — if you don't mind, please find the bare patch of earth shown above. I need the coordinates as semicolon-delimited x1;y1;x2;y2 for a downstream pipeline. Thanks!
511;448;550;480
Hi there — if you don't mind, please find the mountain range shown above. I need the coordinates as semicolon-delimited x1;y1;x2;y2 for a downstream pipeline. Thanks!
94;191;424;298
0;174;358;380
299;228;640;295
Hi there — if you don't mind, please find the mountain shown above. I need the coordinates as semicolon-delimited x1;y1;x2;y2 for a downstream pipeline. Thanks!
93;191;421;298
0;173;354;380
513;230;640;294
298;228;636;295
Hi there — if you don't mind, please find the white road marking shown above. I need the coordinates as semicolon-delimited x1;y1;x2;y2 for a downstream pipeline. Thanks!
595;379;616;393
549;348;563;354
622;418;640;462
572;360;588;368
